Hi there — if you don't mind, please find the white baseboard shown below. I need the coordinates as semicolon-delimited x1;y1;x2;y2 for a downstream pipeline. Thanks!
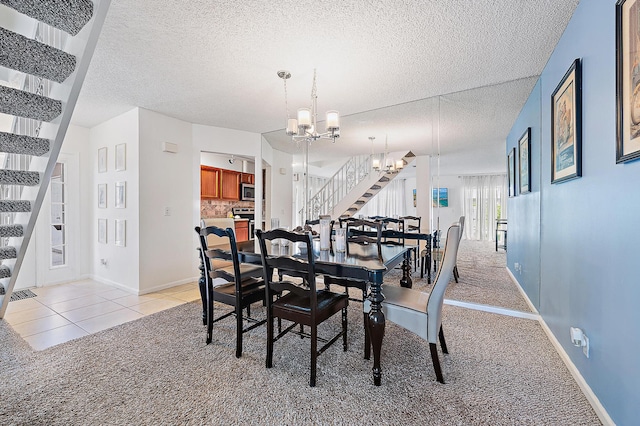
87;275;137;294
505;267;539;314
505;268;615;426
138;276;199;295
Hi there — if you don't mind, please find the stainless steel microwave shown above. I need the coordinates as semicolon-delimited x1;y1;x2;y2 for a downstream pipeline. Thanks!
241;183;255;201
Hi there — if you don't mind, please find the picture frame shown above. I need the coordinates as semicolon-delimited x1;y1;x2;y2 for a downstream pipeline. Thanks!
115;181;126;209
115;220;126;247
98;184;107;208
98;147;107;173
518;128;532;194
412;189;416;207
616;0;640;163
432;188;449;207
115;143;126;171
508;147;516;197
551;58;582;183
98;219;107;244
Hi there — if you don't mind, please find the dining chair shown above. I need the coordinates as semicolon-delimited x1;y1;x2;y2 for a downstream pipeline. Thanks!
400;215;421;271
420;229;437;282
452;216;465;282
256;228;349;387
431;215;465;283
323;218;383;359
195;225;266;358
377;222;461;383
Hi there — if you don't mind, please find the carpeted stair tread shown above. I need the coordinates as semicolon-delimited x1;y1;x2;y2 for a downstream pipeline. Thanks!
0;132;50;156
0;28;76;83
0;246;17;260
0;85;62;122
0;170;40;186
0;0;94;35
0;265;10;279
0;200;32;212
0;225;23;238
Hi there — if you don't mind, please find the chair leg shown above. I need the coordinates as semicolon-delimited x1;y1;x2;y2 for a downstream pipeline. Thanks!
453;265;459;283
266;312;274;369
310;324;318;387
429;342;445;384
206;284;213;345
363;312;371;360
235;305;243;358
420;255;425;279
342;307;348;351
439;325;448;354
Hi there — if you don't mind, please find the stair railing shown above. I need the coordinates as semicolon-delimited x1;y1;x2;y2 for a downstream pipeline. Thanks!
299;154;376;221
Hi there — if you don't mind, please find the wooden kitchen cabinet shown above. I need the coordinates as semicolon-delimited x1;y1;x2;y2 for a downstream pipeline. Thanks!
241;173;254;184
235;220;249;242
220;169;241;200
200;166;220;199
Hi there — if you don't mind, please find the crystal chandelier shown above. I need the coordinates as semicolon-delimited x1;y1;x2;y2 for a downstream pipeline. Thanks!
372;135;404;173
278;69;340;143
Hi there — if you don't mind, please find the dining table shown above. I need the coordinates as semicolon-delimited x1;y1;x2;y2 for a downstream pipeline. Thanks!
197;233;429;386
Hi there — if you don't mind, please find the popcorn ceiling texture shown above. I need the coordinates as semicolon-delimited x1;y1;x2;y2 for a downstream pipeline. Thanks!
0;132;50;157
0;0;93;35
0;85;62;122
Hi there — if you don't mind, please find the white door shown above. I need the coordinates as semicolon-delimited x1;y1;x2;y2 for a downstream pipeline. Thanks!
36;152;79;286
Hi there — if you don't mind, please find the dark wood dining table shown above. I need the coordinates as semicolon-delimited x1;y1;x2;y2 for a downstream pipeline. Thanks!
198;236;424;386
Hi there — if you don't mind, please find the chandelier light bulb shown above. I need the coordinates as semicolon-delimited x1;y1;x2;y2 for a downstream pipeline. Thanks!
286;118;298;135
395;159;404;170
326;110;340;131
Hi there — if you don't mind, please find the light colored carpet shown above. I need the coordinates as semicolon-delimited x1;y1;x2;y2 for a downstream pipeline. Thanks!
387;239;532;313
0;300;599;423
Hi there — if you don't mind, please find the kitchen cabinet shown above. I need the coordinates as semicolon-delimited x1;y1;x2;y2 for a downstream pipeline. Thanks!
200;166;220;199
235;220;249;242
241;173;254;184
220;169;241;200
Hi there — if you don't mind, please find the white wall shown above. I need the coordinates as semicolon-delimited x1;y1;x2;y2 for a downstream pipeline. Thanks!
138;109;195;293
90;108;140;293
432;174;464;234
200;152;255;173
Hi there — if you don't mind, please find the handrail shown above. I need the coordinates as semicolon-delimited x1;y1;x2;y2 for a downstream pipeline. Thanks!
298;153;378;223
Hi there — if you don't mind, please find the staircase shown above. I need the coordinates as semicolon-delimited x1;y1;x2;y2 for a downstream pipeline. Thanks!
301;151;415;222
0;0;111;318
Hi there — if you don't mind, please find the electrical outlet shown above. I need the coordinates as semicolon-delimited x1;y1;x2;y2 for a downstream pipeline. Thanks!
100;258;107;266
164;207;171;216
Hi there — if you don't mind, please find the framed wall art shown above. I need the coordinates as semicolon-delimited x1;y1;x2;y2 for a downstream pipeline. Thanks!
115;181;126;208
432;188;449;207
98;183;107;208
115;143;126;171
98;219;107;244
115;220;126;247
508;147;516;197
616;0;640;163
519;128;531;194
551;58;582;183
98;147;107;173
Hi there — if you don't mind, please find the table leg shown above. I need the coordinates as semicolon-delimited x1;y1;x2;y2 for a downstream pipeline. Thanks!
399;250;413;288
368;281;385;386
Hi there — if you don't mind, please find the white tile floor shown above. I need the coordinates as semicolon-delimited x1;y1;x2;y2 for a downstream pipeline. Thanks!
4;279;200;351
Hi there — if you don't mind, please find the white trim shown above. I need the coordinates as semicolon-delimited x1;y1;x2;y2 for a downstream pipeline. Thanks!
505;267;539;314
444;298;540;320
137;277;199;295
505;268;615;425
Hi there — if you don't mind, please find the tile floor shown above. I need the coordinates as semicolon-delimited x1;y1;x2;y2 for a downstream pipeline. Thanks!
3;279;200;351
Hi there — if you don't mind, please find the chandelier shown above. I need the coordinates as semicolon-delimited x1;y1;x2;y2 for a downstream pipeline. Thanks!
372;135;404;173
278;69;340;143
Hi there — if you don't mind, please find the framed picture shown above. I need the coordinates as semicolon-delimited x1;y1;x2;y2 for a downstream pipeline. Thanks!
98;184;107;208
519;128;531;194
115;143;126;171
412;189;416;207
432;188;449;207
508;147;516;197
551;58;582;183
98;219;107;244
115;181;126;208
616;0;640;163
98;147;107;173
115;220;126;247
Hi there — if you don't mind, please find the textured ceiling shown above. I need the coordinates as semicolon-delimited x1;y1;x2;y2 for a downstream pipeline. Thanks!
72;0;580;172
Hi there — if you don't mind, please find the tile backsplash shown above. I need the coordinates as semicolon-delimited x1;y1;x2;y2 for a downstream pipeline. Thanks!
200;200;254;218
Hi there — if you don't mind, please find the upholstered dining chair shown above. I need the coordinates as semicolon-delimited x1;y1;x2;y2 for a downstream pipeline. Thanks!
256;228;349;387
195;225;266;358
377;222;461;383
323;218;383;359
427;215;465;283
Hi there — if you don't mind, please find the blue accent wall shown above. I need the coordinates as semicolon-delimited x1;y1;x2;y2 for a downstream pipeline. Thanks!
507;0;640;423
